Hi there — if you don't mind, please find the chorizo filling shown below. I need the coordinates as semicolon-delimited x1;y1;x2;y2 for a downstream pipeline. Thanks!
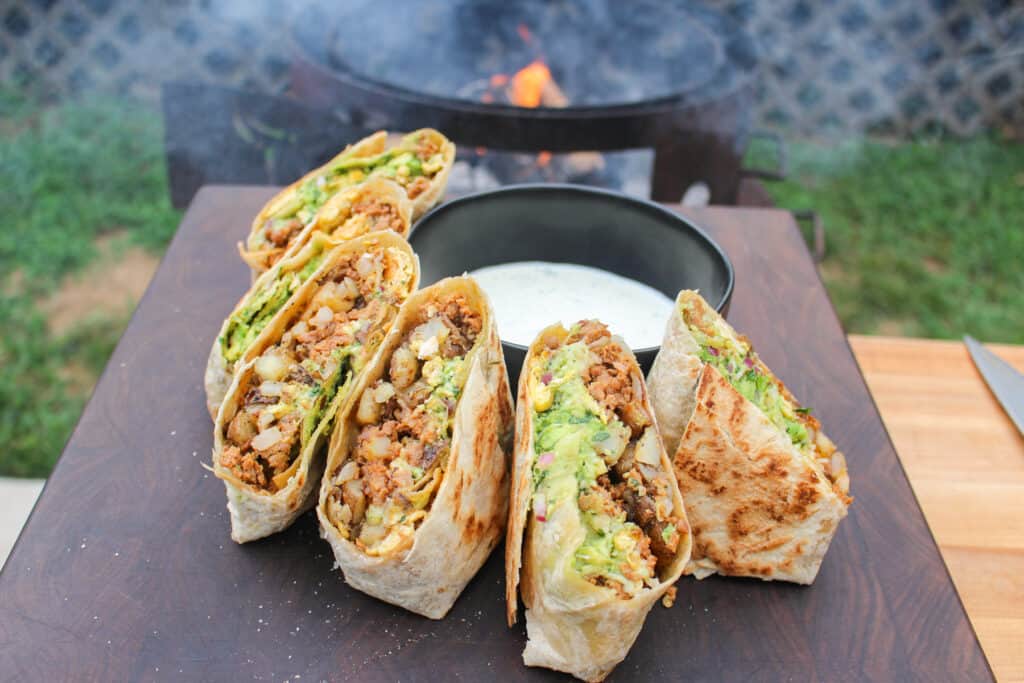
324;294;482;556
260;131;445;239
678;294;849;495
528;321;686;599
220;248;410;492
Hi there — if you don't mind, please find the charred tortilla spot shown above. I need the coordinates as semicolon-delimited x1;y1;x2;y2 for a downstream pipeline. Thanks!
681;457;719;485
727;506;752;539
460;513;478;542
452;474;464;511
473;401;497;469
789;482;820;518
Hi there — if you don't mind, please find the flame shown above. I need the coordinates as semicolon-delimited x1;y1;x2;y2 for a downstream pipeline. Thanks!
537;151;552;167
511;60;551;108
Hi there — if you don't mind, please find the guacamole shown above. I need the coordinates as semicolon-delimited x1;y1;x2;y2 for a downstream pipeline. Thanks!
220;250;325;364
530;339;657;597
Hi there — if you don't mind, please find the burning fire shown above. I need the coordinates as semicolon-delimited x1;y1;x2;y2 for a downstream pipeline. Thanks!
473;27;567;170
511;60;552;108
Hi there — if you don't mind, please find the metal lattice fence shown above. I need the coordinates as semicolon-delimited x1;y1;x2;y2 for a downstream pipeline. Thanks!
2;0;1022;136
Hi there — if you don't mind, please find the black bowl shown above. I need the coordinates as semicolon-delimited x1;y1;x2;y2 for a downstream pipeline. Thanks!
408;184;734;386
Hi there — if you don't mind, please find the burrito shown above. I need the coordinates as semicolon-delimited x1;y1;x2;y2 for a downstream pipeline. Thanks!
317;277;513;619
239;177;413;275
211;232;419;543
646;290;851;584
248;128;454;266
506;320;691;682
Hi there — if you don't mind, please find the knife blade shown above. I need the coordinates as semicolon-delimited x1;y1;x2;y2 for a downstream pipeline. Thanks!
964;335;1024;436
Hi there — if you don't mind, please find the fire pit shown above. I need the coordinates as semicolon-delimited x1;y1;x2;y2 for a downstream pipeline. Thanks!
289;0;765;203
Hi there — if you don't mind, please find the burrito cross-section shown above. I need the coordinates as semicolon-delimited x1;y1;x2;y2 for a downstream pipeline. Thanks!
247;128;454;266
506;320;691;683
240;176;414;276
646;290;852;584
317;276;513;620
211;233;418;543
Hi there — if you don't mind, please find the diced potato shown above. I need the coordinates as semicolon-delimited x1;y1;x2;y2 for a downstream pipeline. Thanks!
337;460;360;483
355;388;381;425
311;281;355;314
342;479;366;523
372;382;395;404
255;352;289;382
389;345;419;389
368;436;391;458
227;410;257;445
635;428;662;467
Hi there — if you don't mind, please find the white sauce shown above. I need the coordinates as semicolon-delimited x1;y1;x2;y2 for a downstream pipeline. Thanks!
470;261;673;349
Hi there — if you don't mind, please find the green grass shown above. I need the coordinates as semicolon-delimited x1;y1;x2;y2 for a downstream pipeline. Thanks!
0;88;180;477
758;136;1024;343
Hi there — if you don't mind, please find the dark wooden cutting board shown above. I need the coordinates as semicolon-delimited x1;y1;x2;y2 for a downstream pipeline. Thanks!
0;187;991;681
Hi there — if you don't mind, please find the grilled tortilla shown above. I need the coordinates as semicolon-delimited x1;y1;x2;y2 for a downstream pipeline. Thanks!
240;177;413;276
506;320;691;683
317;277;513;619
646;290;851;584
211;232;418;543
248;128;453;266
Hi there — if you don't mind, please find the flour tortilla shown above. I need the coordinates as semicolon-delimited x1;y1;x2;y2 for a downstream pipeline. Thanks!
239;177;414;276
210;232;419;543
506;323;692;683
646;289;850;584
317;277;514;619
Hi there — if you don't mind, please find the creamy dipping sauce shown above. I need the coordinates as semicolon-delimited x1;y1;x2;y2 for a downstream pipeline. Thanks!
470;261;674;349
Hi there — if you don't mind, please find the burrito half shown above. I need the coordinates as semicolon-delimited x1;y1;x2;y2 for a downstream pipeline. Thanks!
248;129;454;263
211;232;418;543
646;290;851;584
239;177;413;275
317;276;513;619
506;320;691;682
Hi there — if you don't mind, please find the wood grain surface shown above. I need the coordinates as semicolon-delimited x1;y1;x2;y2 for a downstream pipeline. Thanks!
850;334;1024;682
0;188;992;681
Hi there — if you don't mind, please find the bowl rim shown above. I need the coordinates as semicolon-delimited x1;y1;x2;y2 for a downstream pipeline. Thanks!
409;182;736;354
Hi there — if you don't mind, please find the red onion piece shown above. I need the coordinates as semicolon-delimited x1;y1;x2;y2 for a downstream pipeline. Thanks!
533;494;547;522
707;346;719;356
537;451;554;468
541;372;552;385
744;356;754;368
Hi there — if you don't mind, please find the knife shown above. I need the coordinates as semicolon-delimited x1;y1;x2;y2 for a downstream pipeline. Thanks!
964;335;1024;435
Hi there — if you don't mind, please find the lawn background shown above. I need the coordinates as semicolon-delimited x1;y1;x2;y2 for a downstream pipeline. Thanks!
1;87;1021;477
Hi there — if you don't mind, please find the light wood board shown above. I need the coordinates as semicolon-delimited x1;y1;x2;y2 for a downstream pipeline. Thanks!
850;334;1024;682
